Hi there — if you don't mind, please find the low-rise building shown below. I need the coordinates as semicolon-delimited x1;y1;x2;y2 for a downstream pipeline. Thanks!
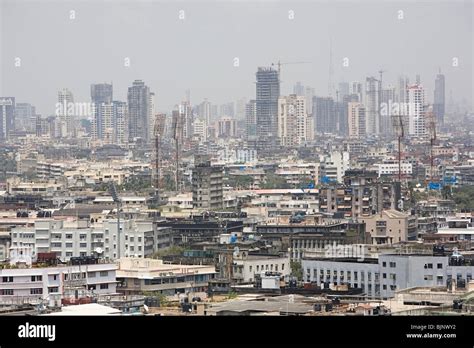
116;258;216;296
360;210;415;245
232;251;290;284
302;253;474;299
0;259;117;305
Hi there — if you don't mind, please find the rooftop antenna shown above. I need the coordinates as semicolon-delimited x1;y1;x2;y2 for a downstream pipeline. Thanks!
171;108;182;192
153;113;166;204
108;181;122;260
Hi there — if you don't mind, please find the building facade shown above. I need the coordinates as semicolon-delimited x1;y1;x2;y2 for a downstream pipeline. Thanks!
192;159;224;210
256;67;280;141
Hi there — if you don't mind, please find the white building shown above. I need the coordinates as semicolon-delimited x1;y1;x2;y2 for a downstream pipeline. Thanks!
232;251;290;283
10;219;172;261
302;254;474;299
406;84;426;137
348;102;366;138
57;88;75;138
193;117;207;141
375;162;412;177
319;151;350;183
0;260;117;304
277;94;312;146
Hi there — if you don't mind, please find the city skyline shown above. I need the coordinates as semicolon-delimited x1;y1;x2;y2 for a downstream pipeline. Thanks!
1;0;472;116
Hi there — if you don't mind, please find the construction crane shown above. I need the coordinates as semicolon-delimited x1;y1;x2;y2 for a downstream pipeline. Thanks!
152;113;166;203
171;108;183;192
391;112;405;183
271;60;312;82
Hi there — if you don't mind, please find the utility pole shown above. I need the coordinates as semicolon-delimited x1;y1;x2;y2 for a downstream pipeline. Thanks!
153;113;166;204
108;182;122;260
172;108;183;192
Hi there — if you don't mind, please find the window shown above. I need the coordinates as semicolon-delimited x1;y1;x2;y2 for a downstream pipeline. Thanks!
437;263;443;269
66;252;73;257
2;276;13;283
80;243;87;248
66;234;73;239
249;266;253;273
382;273;387;279
0;289;14;295
138;246;142;251
424;275;433;281
31;275;42;282
281;264;285;271
382;262;386;267
100;271;108;277
389;262;396;268
425;263;433;269
256;265;259;272
89;272;96;278
66;243;73;248
130;246;134;251
130;237;134;242
138;237;142;242
100;284;109;289
30;288;43;295
382;285;387;290
53;275;57;281
48;287;59;293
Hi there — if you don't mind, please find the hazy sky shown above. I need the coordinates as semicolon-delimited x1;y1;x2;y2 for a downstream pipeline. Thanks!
1;0;473;115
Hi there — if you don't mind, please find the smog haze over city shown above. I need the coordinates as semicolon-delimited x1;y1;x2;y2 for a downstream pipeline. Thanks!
0;0;474;346
2;0;472;113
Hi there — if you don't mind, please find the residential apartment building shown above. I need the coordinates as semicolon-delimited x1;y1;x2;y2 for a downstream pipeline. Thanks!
0;256;117;304
10;219;172;261
348;102;366;138
192;158;224;210
277;94;312;146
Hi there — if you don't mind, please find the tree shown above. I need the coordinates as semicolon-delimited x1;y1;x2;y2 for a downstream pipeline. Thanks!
227;290;238;299
120;176;151;192
142;291;169;307
262;172;291;189
290;261;303;281
452;186;474;211
232;175;254;189
151;245;185;259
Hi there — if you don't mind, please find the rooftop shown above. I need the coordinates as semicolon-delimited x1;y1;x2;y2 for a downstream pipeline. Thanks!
42;303;122;316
